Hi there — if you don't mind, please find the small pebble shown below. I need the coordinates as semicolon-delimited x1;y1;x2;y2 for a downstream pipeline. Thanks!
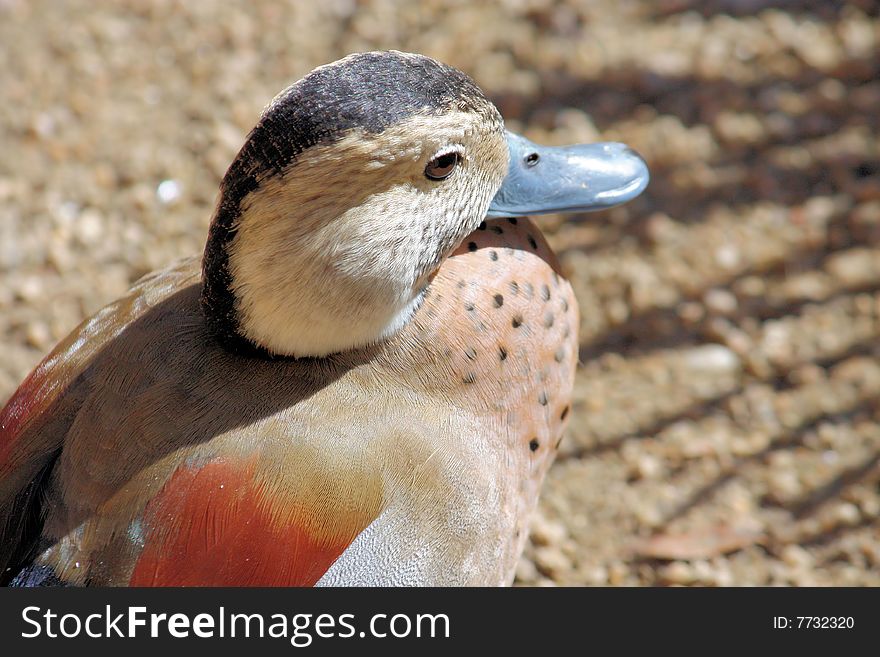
533;546;570;579
156;179;183;205
685;344;742;374
704;288;738;315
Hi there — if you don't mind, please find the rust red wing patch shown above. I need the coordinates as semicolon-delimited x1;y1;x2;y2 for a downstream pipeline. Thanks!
0;362;59;470
130;457;362;587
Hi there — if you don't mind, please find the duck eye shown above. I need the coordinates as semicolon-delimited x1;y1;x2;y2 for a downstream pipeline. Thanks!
524;152;540;167
425;152;460;180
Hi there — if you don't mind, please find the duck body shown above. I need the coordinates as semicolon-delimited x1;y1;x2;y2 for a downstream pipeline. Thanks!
1;218;575;586
1;51;646;586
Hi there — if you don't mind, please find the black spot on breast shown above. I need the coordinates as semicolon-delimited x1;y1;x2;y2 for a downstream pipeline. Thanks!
529;439;540;452
468;242;478;252
477;221;486;230
508;281;519;295
560;405;570;420
512;316;523;328
538;392;548;406
499;346;508;361
561;298;569;312
464;302;475;312
527;235;538;249
493;294;504;308
855;163;877;178
508;217;518;225
457;280;465;288
554;347;565;363
544;312;554;328
541;284;551;301
464;347;477;361
462;373;477;385
489;250;499;261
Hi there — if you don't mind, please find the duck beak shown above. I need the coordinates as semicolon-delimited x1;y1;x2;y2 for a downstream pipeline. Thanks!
487;130;650;218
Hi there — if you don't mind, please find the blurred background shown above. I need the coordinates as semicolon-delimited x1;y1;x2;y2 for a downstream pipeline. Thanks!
1;0;878;585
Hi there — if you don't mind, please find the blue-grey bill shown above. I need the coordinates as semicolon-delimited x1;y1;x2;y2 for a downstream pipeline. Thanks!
487;131;650;218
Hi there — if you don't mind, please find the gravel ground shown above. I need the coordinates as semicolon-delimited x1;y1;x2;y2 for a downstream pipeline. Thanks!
1;0;878;586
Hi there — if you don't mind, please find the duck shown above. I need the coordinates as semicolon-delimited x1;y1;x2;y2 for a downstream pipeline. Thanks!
0;51;648;586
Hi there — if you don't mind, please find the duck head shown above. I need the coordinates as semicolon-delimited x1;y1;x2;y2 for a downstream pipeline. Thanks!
201;51;649;358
